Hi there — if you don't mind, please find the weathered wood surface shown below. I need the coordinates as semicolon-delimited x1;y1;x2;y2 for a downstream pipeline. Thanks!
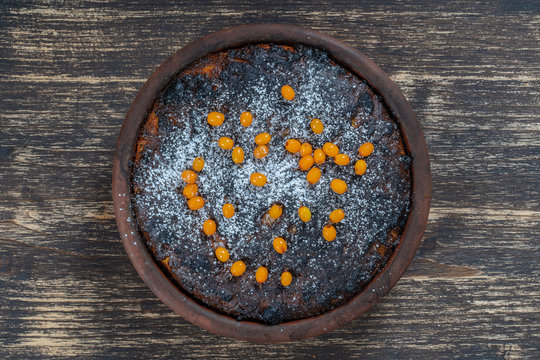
1;0;539;358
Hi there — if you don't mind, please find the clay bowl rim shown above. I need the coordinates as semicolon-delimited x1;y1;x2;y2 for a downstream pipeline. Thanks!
112;24;431;343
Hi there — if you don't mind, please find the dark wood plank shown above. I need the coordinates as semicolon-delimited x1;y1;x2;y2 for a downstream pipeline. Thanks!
1;0;539;358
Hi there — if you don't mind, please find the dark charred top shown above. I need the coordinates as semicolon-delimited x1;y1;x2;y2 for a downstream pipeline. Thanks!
130;44;411;324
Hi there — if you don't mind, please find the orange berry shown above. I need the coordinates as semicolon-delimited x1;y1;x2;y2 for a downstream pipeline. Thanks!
323;225;336;241
207;111;225;126
313;148;326;164
298;155;314;171
329;209;345;223
281;271;292;286
268;204;283;219
203;219;216;235
306;167;321;184
181;170;197;184
240;111;253;127
323;142;339;157
231;260;246;276
298;206;311;222
215;247;229;262
182;183;198;199
355;159;367;175
253;144;269;159
359;142;374;157
281;85;295;100
187;196;204;210
334;154;350;166
192;157;204;172
256;266;268;283
250;172;267;186
330;179;347;194
255;132;271;145
285;139;301;153
273;237;287;254
299;143;312;157
310;118;324;134
222;203;235;218
218;136;234;150
232;146;244;164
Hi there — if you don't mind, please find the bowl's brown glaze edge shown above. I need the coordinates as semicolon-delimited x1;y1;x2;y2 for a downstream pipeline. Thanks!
112;24;431;343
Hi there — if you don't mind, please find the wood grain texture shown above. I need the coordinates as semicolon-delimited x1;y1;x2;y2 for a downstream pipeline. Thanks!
1;0;539;358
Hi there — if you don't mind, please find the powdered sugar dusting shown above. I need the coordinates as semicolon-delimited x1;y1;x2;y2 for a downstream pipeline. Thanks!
131;44;411;323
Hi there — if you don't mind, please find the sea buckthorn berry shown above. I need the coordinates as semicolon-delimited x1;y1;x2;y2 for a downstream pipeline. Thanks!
273;237;287;254
269;204;283;219
222;203;235;218
250;173;267;187
187;196;204;210
313;148;326;164
281;271;293;286
355;159;367;175
215;247;229;262
192;157;204;172
182;183;198;199
240;111;253;127
281;85;295;101
298;155;314;171
323;225;337;241
181;170;197;184
285;139;301;153
334;154;350;166
207;111;225;126
298;206;311;222
330;179;347;194
310;118;324;134
299;143;313;157
232;146;244;164
218;136;234;150
203;219;216;236
231;260;246;276
323;142;339;157
306;167;321;184
253;144;269;159
256;266;268;284
255;132;271;145
359;142;374;157
329;209;345;223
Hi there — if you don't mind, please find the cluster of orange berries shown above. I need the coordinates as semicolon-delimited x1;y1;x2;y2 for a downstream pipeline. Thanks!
209;110;270;187
282;136;374;241
180;157;291;285
178;84;375;285
283;97;375;242
181;157;205;210
208;206;291;286
285;138;373;181
212;256;292;287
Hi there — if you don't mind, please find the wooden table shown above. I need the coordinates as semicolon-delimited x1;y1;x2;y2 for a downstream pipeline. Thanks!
1;1;538;358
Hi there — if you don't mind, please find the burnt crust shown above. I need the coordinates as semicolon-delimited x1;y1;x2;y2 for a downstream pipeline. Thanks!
130;44;411;324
